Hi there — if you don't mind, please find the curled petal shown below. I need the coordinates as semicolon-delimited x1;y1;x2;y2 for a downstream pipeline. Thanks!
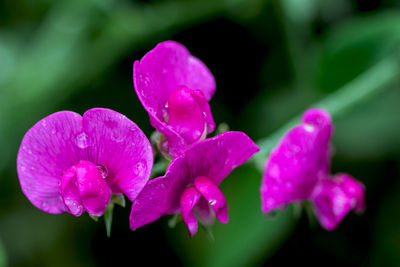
75;161;111;216
83;108;153;201
133;41;215;118
133;41;216;157
311;174;365;230
60;166;84;216
194;176;228;223
168;86;214;144
194;196;214;226
17;111;84;214
332;173;365;213
60;161;111;216
180;186;201;237
261;108;333;213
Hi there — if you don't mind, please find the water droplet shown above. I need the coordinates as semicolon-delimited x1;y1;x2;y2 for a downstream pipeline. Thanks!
143;75;150;86
269;164;280;178
164;103;169;109
304;124;314;133
75;132;90;149
41;120;47;127
209;200;216;205
97;165;108;179
133;161;146;176
202;111;207;118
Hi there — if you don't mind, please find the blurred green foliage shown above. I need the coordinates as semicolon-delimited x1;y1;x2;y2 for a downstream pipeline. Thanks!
1;0;400;266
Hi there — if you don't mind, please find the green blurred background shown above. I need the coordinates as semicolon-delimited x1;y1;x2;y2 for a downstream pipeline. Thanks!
1;0;400;266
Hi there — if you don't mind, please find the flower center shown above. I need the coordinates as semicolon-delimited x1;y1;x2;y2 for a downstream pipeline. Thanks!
165;86;209;144
59;160;111;217
179;176;228;236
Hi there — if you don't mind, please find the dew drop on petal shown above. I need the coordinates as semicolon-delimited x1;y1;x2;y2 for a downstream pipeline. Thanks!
97;165;108;179
133;161;146;176
209;200;216;205
75;132;90;149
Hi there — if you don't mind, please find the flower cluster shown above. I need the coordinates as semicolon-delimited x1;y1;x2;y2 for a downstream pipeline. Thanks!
260;108;365;230
16;41;364;238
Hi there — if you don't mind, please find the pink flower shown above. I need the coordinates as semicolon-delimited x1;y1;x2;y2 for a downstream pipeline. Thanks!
17;108;153;217
133;41;216;158
130;131;259;236
260;108;365;230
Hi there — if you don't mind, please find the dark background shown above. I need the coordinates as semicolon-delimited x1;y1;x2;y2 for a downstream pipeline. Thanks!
1;0;400;266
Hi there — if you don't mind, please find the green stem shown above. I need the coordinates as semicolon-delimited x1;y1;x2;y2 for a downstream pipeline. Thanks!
252;54;400;171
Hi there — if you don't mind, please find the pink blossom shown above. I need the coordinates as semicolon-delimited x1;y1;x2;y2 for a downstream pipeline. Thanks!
17;108;153;217
260;108;365;230
130;131;259;236
133;41;216;157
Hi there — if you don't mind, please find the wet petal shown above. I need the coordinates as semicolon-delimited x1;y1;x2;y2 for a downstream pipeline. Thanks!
194;176;228;223
60;161;111;216
311;174;365;230
133;41;216;158
133;41;216;122
168;86;208;144
336;173;365;212
130;157;190;230
60;166;84;216
82;108;153;201
149;115;187;158
186;131;259;185
17;111;84;214
74;161;111;216
260;108;333;213
180;186;201;237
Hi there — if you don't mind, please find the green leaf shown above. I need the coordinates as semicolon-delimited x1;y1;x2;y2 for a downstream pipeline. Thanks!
0;239;7;267
104;203;114;238
317;11;400;92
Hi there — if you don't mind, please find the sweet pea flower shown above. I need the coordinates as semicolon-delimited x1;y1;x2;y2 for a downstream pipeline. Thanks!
130;131;259;236
260;108;365;230
133;41;216;158
17;108;153;218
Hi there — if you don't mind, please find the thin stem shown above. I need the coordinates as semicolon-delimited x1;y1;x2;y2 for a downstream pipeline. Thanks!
252;54;400;171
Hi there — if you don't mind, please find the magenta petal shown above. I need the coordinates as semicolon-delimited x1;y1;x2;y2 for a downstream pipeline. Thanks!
133;41;216;157
74;161;111;216
189;89;215;134
180;186;201;237
333;173;365;212
17;111;84;214
194;176;228;223
311;174;365;230
133;41;215;118
82;108;153;201
260;109;333;213
130;157;190;230
129;177;169;230
194;196;214;226
186;131;260;185
60;166;84;216
168;86;207;144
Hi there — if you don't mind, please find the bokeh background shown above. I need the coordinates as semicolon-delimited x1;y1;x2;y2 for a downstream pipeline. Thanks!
1;0;400;266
